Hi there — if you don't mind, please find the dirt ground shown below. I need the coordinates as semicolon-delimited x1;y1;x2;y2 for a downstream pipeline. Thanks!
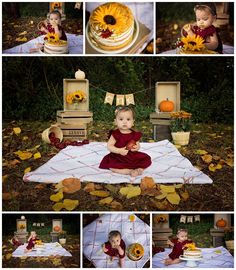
2;235;80;268
2;120;234;212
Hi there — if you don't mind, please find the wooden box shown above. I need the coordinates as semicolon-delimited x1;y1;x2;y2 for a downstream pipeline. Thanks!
16;219;27;233
153;228;173;248
63;79;89;111
58;123;88;140
57;111;93;125
52;219;62;232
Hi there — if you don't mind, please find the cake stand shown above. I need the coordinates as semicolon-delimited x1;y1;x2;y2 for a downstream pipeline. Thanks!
179;255;202;268
86;18;139;54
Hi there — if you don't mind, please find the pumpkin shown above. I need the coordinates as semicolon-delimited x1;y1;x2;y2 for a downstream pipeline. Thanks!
54;225;61;232
159;98;174;112
216;218;227;228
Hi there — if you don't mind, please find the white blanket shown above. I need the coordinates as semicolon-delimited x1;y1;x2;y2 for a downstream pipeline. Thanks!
152;246;234;268
83;213;150;268
23;140;213;184
3;33;83;54
12;242;72;257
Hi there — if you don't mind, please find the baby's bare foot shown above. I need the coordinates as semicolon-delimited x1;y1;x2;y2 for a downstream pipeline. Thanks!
130;169;139;177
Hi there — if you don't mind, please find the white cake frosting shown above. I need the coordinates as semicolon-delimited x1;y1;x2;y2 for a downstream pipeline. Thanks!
44;41;68;54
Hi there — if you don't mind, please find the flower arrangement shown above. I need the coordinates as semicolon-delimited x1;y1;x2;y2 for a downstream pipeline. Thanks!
18;224;26;230
35;240;43;245
184;243;196;251
176;35;205;51
52;2;62;10
58;230;67;239
44;32;59;43
170;111;192;132
155;214;168;223
130;243;144;258
66;90;87;105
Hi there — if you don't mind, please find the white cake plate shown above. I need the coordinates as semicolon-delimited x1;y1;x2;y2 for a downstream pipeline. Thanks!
179;255;202;268
86;18;139;54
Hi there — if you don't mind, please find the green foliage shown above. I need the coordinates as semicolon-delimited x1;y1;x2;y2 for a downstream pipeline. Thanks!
2;57;233;124
19;3;48;17
170;118;191;132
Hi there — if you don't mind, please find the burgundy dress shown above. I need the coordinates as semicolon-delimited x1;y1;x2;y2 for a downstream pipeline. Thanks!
104;239;126;258
183;25;222;53
26;237;38;250
40;24;67;41
99;129;152;170
168;239;193;260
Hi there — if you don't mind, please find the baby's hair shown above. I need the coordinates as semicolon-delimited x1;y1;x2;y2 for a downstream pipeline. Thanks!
28;231;36;241
50;10;62;19
194;3;217;16
177;228;188;235
108;230;121;240
115;106;135;118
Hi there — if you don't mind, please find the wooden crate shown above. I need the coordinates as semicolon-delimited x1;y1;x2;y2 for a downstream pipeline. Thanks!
152;125;171;141
155;81;180;113
16;219;27;233
58;123;87;140
153;228;173;248
52;219;62;232
63;79;89;111
57;110;93;125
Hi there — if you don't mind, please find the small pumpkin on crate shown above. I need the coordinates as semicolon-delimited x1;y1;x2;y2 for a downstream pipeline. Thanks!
53;225;61;232
159;98;175;112
216;218;227;228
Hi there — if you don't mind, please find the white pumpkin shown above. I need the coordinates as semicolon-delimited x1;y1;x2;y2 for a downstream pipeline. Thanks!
75;69;85;79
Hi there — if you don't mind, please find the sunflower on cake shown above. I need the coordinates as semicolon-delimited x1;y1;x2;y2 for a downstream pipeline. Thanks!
177;3;222;54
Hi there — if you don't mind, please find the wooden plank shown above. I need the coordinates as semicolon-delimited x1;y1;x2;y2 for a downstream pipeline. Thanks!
150;119;171;125
57;110;93;125
150;112;171;119
63;79;89;111
57;110;93;117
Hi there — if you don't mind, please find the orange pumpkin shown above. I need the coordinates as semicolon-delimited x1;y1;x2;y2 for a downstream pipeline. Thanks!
216;218;227;228
54;225;61;232
159;98;174;112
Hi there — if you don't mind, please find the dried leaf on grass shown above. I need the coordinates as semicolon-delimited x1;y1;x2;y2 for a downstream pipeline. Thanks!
201;154;212;164
24;167;31;174
99;196;113;205
166;192;181;205
84;182;95;192
13;127;21;135
63;199;79;211
90;190;110;197
50;191;63;202
119;185;141;199
140;177;156;191
110;201;123;210
195;149;208;155
14;150;32;160
160;185;175;193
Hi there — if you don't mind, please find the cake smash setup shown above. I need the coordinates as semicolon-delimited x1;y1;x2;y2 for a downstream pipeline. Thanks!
83;214;150;268
179;243;202;268
23;70;214;185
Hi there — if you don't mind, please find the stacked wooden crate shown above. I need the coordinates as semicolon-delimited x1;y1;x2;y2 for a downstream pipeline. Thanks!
150;81;180;141
153;227;173;248
56;79;93;140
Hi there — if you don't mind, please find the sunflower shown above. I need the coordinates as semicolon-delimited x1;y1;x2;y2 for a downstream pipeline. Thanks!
132;244;144;257
91;3;133;34
184;243;196;250
45;32;60;43
52;2;61;10
66;90;86;105
66;93;74;104
155;214;168;223
181;35;205;51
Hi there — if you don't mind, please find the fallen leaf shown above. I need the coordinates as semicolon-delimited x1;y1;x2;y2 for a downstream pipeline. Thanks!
5;253;12;260
119;186;141;199
151;199;170;210
166;192;181;205
84;182;95;192
54;181;64;192
24;167;31;174
173;23;178;30
22;136;29;140
35;184;46;189
225;158;234;167
201;154;213;164
110;201;123;210
15;37;27;42
19;31;27;36
63;199;79;211
212;155;221;161
208;163;223;172
155;192;167;200
99;196;113;205
33;152;41;159
13;127;21;135
174;184;183;189
160;185;176;193
180;190;189;201
50;191;63;202
52;202;64;211
14;150;32;160
195;149;208;155
140;177;156;191
105;184;119;194
62;178;81;194
2;174;9;183
90;190;110;197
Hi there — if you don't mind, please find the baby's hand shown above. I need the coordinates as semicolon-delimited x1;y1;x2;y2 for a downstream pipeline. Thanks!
183;24;191;33
102;244;108;253
119;147;129;156
40;26;47;32
167;239;174;246
130;144;138;152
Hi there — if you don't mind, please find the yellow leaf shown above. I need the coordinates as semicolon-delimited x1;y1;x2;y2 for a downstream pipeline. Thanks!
5;253;12;260
13;127;21;135
34;152;41;159
19;31;27;36
2;174;9;183
14;150;32;160
208;163;222;172
173;23;178;30
166;192;181;205
201;154;213;164
225;158;234;167
215;164;222;170
155;192;167;200
180;191;189;201
52;202;64;211
119;186;141;199
22;136;29;140
15;37;27;42
89;190;110;197
212;155;221;161
160;185;176;193
174;184;183;189
24;167;31;174
63;199;79;211
54;181;64;192
50;191;63;202
195;149;208;155
99;196;113;205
